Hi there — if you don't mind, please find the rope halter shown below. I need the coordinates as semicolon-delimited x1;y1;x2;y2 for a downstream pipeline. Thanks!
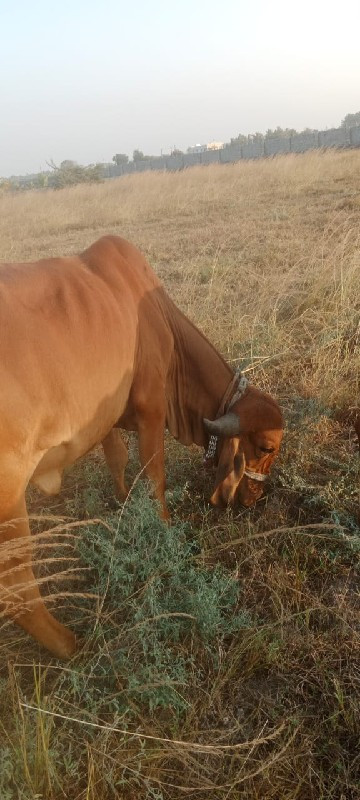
243;468;267;482
203;368;267;483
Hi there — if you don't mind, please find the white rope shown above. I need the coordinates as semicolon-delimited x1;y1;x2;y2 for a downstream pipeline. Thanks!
229;370;249;407
204;434;218;461
244;469;267;482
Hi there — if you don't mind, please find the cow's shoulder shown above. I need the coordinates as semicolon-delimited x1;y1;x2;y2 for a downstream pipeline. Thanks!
80;235;161;291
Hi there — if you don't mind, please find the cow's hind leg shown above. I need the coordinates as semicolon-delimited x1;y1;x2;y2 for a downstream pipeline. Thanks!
102;428;129;501
0;494;76;658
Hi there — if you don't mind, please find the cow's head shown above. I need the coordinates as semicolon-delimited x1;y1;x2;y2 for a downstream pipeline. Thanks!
203;389;283;508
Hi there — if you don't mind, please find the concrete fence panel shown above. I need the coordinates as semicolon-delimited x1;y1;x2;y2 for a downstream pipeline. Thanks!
123;162;136;174
350;126;360;146
150;158;166;170
165;155;184;171
200;149;221;164
134;160;151;172
183;152;202;167
318;127;349;148
265;137;291;156
242;141;265;159
290;132;319;152
219;145;242;163
108;164;123;178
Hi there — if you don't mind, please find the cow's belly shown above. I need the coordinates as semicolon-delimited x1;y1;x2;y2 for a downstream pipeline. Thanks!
31;446;71;495
31;429;111;496
31;375;133;496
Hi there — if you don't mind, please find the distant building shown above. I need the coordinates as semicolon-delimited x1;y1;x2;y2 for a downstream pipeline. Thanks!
187;143;208;154
207;141;224;150
187;141;224;154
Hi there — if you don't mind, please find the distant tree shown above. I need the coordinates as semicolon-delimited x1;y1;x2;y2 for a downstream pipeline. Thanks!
32;173;49;189
265;126;297;139
249;132;265;142
341;111;360;128
132;149;154;162
47;160;104;189
230;133;248;145
60;159;78;169
171;148;184;156
112;153;129;165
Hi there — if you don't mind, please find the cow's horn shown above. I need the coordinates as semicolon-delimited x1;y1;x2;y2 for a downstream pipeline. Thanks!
203;412;242;437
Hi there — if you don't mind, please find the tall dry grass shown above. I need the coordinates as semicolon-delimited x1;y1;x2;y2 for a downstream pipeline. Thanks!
0;150;359;799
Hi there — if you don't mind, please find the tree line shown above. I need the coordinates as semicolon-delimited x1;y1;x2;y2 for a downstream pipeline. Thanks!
2;111;360;192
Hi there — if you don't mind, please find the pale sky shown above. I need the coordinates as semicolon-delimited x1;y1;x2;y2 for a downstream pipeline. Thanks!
1;0;359;177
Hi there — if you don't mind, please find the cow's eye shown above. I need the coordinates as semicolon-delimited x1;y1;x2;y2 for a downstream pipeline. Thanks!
260;446;275;454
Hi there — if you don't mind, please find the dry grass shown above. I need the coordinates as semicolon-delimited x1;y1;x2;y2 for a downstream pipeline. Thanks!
0;150;359;799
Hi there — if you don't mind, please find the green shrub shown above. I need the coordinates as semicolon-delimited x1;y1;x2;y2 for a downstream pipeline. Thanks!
52;483;251;718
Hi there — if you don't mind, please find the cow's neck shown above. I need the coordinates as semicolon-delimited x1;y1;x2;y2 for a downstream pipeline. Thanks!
166;305;233;447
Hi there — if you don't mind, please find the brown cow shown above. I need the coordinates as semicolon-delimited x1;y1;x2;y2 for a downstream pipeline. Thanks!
0;235;283;657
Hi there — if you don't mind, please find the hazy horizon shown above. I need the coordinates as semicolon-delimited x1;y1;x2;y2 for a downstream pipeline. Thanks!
1;0;360;177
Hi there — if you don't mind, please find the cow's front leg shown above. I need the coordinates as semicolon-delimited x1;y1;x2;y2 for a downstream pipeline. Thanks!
0;495;76;658
136;410;169;520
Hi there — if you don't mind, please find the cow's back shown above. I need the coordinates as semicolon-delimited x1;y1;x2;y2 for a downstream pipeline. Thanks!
0;236;161;489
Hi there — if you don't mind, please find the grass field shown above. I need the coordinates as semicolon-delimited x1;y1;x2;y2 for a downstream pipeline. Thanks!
0;150;359;799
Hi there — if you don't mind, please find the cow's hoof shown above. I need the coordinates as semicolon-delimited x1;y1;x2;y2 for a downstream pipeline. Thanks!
48;623;77;660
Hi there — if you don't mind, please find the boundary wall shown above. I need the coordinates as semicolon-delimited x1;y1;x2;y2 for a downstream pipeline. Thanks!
105;125;360;179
